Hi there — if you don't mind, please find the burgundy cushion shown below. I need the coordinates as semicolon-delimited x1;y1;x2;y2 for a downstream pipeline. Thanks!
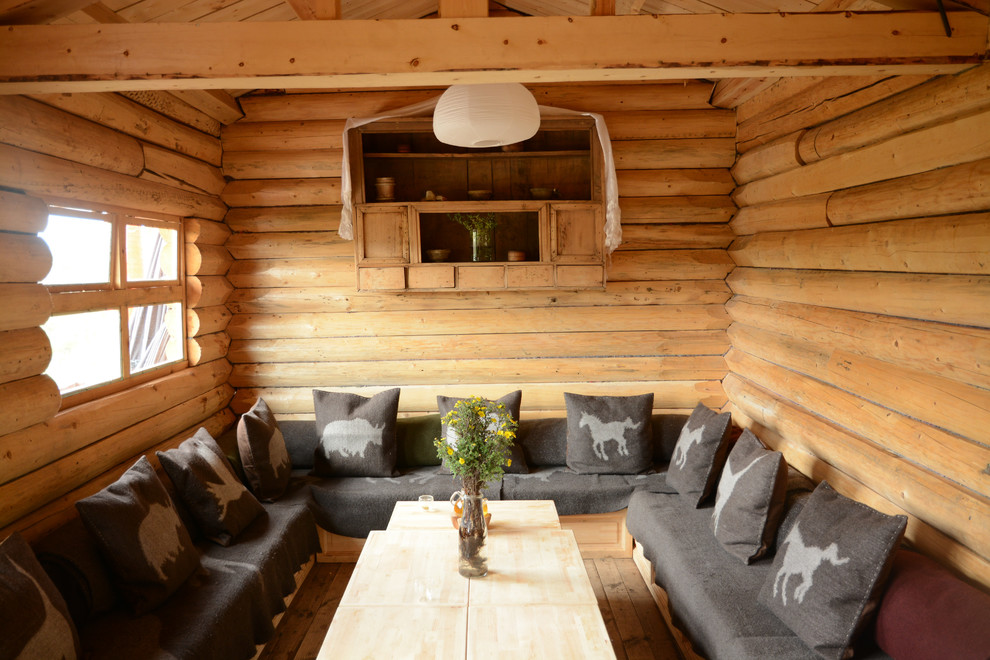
876;550;990;660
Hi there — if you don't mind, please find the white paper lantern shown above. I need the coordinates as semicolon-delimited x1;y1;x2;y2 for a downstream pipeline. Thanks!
433;83;540;148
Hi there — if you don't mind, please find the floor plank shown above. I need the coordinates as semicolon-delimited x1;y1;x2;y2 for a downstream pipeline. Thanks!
260;558;681;660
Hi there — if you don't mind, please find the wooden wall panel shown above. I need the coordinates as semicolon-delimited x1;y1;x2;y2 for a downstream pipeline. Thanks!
222;83;734;422
725;66;990;590
0;96;232;536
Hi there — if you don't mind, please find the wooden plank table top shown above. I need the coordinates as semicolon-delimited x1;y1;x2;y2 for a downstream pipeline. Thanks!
318;500;616;659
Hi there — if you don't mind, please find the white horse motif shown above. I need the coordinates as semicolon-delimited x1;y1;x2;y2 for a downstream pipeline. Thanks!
199;448;249;521
268;427;290;471
579;412;640;461
10;559;77;660
773;523;850;605
138;501;186;581
321;418;385;459
711;453;764;531
672;423;705;468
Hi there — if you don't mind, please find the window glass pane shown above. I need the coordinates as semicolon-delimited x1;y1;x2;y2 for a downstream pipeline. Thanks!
126;224;178;282
40;214;112;286
128;302;184;374
43;311;122;393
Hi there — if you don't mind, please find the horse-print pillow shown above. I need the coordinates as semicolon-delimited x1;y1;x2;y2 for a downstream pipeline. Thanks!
564;392;654;474
758;482;907;660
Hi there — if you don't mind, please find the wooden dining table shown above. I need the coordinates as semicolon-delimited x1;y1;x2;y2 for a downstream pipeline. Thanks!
317;499;617;659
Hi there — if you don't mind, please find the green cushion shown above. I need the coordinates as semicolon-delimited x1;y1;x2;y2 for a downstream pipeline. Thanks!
396;414;443;467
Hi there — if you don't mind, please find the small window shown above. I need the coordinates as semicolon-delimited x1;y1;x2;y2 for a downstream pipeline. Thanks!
40;203;186;403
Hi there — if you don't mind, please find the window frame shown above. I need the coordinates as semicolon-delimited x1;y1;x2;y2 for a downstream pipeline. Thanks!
41;198;188;409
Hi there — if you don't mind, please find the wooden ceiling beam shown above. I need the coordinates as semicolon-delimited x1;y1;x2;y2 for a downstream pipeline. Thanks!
0;13;985;94
285;0;341;20
439;0;489;16
0;0;96;23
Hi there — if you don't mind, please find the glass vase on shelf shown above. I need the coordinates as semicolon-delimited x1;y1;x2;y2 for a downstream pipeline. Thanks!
470;226;495;262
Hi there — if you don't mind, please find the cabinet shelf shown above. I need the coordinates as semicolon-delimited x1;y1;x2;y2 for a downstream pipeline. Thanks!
363;150;589;159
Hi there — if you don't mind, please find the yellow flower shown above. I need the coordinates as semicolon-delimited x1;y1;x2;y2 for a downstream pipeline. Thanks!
459;458;465;465
447;447;454;455
507;459;512;467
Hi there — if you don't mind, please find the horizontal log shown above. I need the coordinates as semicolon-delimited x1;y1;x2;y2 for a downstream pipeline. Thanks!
186;304;232;337
529;83;717;113
729;193;829;235
710;77;776;109
722;396;990;590
231;380;727;415
169;89;243;125
225;257;354;289
0;94;145;177
230;355;728;387
0;359;231;486
0;375;60;437
736;74;931;153
221;119;347;152
119;90;223;137
184;217;231;245
185;275;233;308
722;361;990;559
184;243;232;276
607;249;735;281
228;329;729;364
30;92;222;166
222;149;343;180
801;64;990;163
141;143;226;196
0;283;51;332
0;328;51;385
734;109;990;207
0;407;235;544
726;296;990;391
612;139;736;170
224;280;733;313
617;223;735;250
826;157;990;226
224;230;348;260
728;267;990;327
600;109;735;140
221;178;341;207
616;169;734;197
735;76;825;127
0;190;48;234
2;14;983;93
227;304;730;340
619;196;736;224
728;325;990;469
240;90;443;122
0;232;51;283
0;142;227;221
187;332;230;366
729;213;990;274
731;131;804;185
224;205;342;233
0;383;234;529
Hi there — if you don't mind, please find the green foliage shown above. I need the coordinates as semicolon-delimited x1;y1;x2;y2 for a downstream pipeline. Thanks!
449;213;497;232
434;396;517;490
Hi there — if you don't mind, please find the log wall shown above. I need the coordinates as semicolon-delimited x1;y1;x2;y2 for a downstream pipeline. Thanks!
0;93;235;541
221;83;736;421
724;65;990;589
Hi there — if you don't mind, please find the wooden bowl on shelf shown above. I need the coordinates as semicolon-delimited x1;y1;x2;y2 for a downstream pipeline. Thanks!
468;189;492;201
426;249;451;262
529;187;553;200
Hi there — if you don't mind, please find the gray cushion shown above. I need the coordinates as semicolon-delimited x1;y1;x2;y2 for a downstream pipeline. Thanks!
313;388;401;477
517;417;568;466
396;413;443;467
158;428;266;547
437;391;527;474
502;467;666;515
0;532;80;660
564;392;654;474
237;397;292;501
710;430;787;564
76;456;200;614
759;481;907;660
280;420;319;469
666;402;732;506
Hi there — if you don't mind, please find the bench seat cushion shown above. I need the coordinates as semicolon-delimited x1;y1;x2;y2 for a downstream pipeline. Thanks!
307;467;501;538
626;486;891;660
78;498;318;660
501;467;665;516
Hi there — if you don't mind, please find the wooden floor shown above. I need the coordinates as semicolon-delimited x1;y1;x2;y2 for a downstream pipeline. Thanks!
259;558;683;660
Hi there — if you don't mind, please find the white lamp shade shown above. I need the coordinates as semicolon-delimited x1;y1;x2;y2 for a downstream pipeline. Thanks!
433;83;540;148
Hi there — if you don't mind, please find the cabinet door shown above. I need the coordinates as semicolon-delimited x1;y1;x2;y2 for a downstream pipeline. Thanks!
357;205;409;263
551;204;603;264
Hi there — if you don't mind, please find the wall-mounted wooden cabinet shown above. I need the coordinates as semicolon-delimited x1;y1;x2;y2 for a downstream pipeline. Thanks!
349;117;607;291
